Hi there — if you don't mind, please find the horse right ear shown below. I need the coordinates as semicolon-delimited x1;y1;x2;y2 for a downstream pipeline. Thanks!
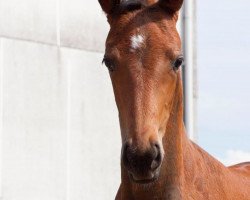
98;0;120;15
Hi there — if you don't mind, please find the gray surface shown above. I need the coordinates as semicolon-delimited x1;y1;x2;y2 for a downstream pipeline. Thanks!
0;1;121;198
60;0;109;52
61;47;120;200
0;0;58;45
0;38;3;198
0;0;109;52
0;38;120;200
1;39;67;200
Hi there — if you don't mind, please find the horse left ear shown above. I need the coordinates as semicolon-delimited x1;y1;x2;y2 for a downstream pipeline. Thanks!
158;0;183;12
98;0;120;15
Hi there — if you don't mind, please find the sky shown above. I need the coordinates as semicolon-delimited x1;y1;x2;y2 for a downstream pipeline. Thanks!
197;0;250;165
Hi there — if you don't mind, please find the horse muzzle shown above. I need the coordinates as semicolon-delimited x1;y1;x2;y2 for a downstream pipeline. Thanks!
122;141;163;184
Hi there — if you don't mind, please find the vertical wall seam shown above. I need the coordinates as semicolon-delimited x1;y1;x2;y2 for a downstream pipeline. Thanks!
0;38;4;199
56;0;61;47
66;52;71;200
56;0;69;198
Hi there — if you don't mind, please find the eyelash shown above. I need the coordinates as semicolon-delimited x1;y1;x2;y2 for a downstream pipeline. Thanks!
102;58;115;72
173;56;184;71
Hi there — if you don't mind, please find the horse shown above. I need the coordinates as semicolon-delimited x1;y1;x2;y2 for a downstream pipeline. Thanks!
97;0;250;199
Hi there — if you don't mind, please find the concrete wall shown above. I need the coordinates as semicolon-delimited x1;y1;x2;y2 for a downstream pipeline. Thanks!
0;0;121;200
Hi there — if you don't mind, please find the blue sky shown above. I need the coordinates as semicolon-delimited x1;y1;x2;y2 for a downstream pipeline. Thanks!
197;0;250;164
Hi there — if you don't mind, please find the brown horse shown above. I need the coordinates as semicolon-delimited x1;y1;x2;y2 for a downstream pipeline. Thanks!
98;0;250;199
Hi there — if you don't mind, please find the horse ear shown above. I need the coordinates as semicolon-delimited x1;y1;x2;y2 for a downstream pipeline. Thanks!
159;0;183;12
98;0;121;15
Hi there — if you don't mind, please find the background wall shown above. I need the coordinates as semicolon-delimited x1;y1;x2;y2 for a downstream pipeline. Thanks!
0;1;121;200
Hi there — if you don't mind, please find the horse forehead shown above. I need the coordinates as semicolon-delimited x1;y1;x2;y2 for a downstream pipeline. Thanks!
108;24;167;50
106;12;179;56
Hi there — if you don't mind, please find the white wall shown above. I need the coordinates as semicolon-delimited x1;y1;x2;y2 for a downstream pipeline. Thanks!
0;0;121;200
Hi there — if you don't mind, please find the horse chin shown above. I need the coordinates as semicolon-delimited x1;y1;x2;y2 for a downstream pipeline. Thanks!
129;169;160;185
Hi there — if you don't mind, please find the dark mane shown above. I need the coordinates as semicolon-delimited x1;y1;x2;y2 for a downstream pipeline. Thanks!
115;0;144;15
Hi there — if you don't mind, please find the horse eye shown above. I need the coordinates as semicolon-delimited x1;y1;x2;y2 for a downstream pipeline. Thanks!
173;56;184;71
102;57;115;72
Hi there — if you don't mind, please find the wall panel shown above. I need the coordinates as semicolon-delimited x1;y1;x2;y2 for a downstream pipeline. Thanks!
0;0;57;45
60;0;109;52
1;39;67;200
61;47;121;200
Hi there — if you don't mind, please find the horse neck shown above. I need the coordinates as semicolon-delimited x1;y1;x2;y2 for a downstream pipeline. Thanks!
161;74;233;197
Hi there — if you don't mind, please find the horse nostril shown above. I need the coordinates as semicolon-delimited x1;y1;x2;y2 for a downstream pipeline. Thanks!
122;142;130;168
151;143;162;170
123;143;140;171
